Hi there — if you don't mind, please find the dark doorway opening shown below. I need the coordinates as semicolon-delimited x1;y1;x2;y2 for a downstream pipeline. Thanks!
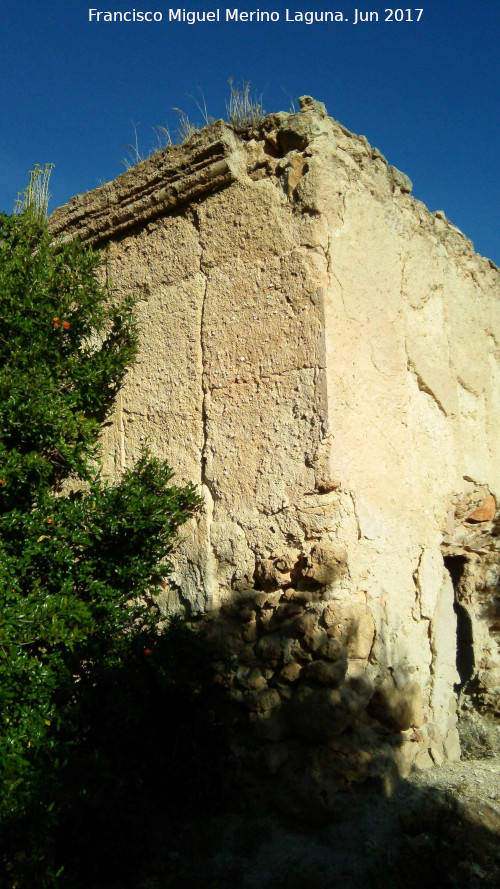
444;555;475;693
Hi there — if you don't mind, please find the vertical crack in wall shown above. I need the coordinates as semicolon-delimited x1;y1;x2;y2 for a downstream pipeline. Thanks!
118;393;127;470
188;206;212;495
323;235;355;324
191;206;218;608
302;238;334;492
197;244;210;493
399;247;411;306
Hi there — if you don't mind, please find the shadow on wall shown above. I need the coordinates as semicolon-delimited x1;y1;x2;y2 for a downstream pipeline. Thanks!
197;546;428;824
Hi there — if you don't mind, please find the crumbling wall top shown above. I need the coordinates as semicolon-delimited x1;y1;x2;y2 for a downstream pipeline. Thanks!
49;98;499;286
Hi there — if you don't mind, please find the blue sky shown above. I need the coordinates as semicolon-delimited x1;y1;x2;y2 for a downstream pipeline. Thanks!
1;1;499;262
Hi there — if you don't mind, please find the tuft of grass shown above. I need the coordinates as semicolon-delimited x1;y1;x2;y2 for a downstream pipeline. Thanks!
121;121;173;170
187;88;214;127
226;78;265;127
172;108;199;143
121;80;271;171
281;86;297;114
153;124;174;150
170;88;215;143
458;710;500;760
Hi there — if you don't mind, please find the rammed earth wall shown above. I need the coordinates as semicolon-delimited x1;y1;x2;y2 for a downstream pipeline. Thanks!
50;98;500;812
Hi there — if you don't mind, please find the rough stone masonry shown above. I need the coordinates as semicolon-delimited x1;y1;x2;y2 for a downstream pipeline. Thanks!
50;97;500;815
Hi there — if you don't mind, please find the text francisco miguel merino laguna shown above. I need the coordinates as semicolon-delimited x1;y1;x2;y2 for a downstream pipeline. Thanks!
87;8;377;24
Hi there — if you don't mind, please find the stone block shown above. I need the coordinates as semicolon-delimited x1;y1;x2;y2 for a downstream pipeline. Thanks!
323;602;375;659
255;558;292;590
466;494;496;523
281;612;316;638
282;636;310;665
302;543;348;586
250;687;281;714
303;627;329;653
318;636;344;662
413;748;434;770
368;681;425;732
290;683;366;741
303;658;346;687
388;164;413;193
280;662;302;682
242;620;258;643
256;634;283;664
239;668;267;692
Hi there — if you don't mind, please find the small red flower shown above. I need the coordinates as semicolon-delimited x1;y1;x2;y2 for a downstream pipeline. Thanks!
47;518;54;525
144;648;152;656
62;321;70;330
53;317;59;328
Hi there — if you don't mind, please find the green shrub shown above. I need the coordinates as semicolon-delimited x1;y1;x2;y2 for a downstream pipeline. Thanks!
0;188;211;887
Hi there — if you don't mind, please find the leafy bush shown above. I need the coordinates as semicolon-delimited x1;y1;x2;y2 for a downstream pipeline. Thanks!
0;190;218;887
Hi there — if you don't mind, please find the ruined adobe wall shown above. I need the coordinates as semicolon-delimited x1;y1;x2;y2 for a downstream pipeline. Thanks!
50;98;500;812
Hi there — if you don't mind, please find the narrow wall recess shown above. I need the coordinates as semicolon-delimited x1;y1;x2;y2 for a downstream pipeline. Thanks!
444;555;474;692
